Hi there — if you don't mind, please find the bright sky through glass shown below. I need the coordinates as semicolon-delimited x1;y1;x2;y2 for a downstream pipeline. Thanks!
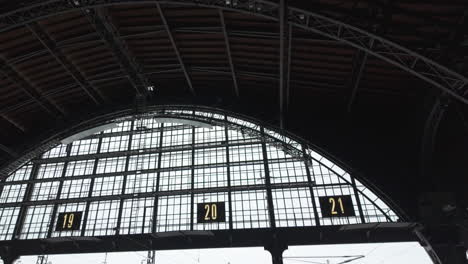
9;242;431;264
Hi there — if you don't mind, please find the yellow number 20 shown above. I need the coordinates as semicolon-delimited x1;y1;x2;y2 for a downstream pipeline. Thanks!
204;204;218;220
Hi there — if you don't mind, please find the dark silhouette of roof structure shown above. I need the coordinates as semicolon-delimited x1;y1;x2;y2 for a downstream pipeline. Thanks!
0;0;467;223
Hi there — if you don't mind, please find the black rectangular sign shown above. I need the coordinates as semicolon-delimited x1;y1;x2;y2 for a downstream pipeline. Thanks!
319;195;355;217
197;202;226;223
55;211;82;231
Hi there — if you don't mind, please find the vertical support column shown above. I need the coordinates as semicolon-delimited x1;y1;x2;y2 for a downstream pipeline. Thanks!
46;144;72;237
190;124;196;230
301;145;320;226
152;123;165;233
81;132;104;236
260;127;276;229
116;120;135;235
224;115;233;231
0;254;19;264
265;242;288;264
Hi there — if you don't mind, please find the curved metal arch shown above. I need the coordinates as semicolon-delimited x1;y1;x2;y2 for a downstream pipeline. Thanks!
0;0;468;104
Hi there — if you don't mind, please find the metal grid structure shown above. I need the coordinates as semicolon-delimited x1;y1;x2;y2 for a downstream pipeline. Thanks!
0;107;400;242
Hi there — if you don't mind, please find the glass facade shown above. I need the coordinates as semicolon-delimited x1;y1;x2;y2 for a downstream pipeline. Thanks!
0;108;399;241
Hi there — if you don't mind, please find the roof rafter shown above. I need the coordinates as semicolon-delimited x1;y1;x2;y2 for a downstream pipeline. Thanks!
0;58;65;118
0;142;18;158
0;114;25;133
156;3;195;96
219;9;239;97
83;7;151;96
0;1;467;104
26;22;106;105
346;39;374;113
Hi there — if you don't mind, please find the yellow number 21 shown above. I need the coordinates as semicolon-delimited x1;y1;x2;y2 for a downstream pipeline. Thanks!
329;197;345;215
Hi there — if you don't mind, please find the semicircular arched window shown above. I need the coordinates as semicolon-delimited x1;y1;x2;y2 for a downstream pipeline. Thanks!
0;107;400;240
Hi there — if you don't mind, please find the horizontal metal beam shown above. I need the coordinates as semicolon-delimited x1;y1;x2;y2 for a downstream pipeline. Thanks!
0;143;18;158
83;8;151;96
156;3;195;96
0;0;466;104
26;22;105;105
0;57;65;117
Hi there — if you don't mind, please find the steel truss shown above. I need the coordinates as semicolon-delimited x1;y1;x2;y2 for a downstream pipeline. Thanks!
0;0;466;104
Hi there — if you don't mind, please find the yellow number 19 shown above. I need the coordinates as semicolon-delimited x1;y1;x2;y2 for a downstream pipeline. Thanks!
62;213;75;229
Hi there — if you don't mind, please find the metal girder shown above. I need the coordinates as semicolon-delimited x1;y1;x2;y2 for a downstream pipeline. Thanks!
0;0;465;104
0;114;25;133
0;58;65;117
219;9;239;97
83;8;151;96
26;22;105;105
156;3;195;96
420;95;448;179
346;39;375;113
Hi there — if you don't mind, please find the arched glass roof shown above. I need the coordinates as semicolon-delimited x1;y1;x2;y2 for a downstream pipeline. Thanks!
0;107;399;241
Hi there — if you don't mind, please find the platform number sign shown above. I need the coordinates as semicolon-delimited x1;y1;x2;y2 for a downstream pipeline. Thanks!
55;212;82;231
319;195;355;217
197;202;225;223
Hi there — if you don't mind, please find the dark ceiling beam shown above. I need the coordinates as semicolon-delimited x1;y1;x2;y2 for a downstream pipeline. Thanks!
219;9;239;97
83;8;151;96
26;22;105;105
0;114;25;133
0;58;65;117
0;142;18;158
156;3;195;96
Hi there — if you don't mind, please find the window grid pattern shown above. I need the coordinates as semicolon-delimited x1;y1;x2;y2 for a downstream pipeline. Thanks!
156;195;191;232
231;190;269;229
92;176;124;197
85;200;120;236
42;144;67;159
6;164;33;182
60;179;91;199
30;181;60;201
65;160;95;177
0;207;20;240
70;138;99;156
20;205;54;239
162;128;192;147
120;197;154;235
36;163;64;179
272;188;316;227
125;173;158;194
0;184;27;203
100;135;130;153
0;111;400;241
159;170;191;191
